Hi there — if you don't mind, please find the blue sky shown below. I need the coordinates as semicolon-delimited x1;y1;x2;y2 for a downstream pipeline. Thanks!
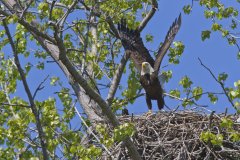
4;1;240;118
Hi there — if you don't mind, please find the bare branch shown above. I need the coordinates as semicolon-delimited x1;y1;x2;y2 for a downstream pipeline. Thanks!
138;0;158;32
49;0;56;20
106;52;130;105
33;75;50;100
198;58;235;108
46;0;70;9
57;0;78;29
106;16;120;38
20;0;34;18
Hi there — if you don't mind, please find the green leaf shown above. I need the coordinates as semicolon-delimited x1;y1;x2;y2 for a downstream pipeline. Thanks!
201;30;211;41
204;10;215;18
237;52;240;60
229;90;240;100
122;61;141;104
36;62;44;70
234;80;240;88
211;23;221;31
227;37;236;45
38;2;49;13
220;117;233;129
34;51;47;59
168;41;185;64
0;30;5;38
200;131;215;142
221;29;229;37
211;134;223;146
200;131;224;146
179;76;193;89
161;70;172;83
114;123;135;142
218;72;228;82
70;146;77;154
170;89;180;98
183;5;192;14
52;8;64;20
50;76;59;86
231;20;237;29
25;62;32;73
230;132;240;142
208;93;218;104
182;98;194;107
192;87;203;100
145;34;153;42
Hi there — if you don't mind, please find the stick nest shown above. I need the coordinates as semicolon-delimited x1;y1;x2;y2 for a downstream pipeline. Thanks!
101;111;240;160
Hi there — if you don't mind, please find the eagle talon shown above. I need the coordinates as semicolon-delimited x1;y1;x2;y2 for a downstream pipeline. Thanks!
146;110;153;118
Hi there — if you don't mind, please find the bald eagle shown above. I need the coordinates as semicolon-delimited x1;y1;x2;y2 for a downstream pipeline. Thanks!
118;14;181;112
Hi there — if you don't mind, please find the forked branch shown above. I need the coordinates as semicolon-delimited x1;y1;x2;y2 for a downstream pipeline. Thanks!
198;58;235;108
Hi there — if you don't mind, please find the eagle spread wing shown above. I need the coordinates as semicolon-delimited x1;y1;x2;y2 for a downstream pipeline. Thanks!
154;13;182;72
118;19;154;71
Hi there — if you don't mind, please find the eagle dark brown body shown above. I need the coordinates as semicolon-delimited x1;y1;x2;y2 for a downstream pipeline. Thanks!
140;71;164;110
118;14;181;111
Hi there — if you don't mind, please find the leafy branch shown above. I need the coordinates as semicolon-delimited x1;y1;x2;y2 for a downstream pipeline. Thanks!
2;19;49;160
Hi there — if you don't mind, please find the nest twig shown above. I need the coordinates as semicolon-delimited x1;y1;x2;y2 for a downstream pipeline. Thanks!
93;111;240;160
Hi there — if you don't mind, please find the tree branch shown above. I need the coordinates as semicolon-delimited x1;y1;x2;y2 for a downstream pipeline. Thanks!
33;75;49;100
198;58;235;108
3;19;49;160
106;52;130;105
57;0;78;30
49;0;56;21
138;0;158;32
106;16;120;38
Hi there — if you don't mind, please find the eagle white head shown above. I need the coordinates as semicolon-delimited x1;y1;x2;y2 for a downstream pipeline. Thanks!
141;62;154;76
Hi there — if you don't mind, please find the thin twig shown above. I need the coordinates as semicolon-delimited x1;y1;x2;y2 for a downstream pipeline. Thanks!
198;58;235;108
57;0;78;29
33;75;50;99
